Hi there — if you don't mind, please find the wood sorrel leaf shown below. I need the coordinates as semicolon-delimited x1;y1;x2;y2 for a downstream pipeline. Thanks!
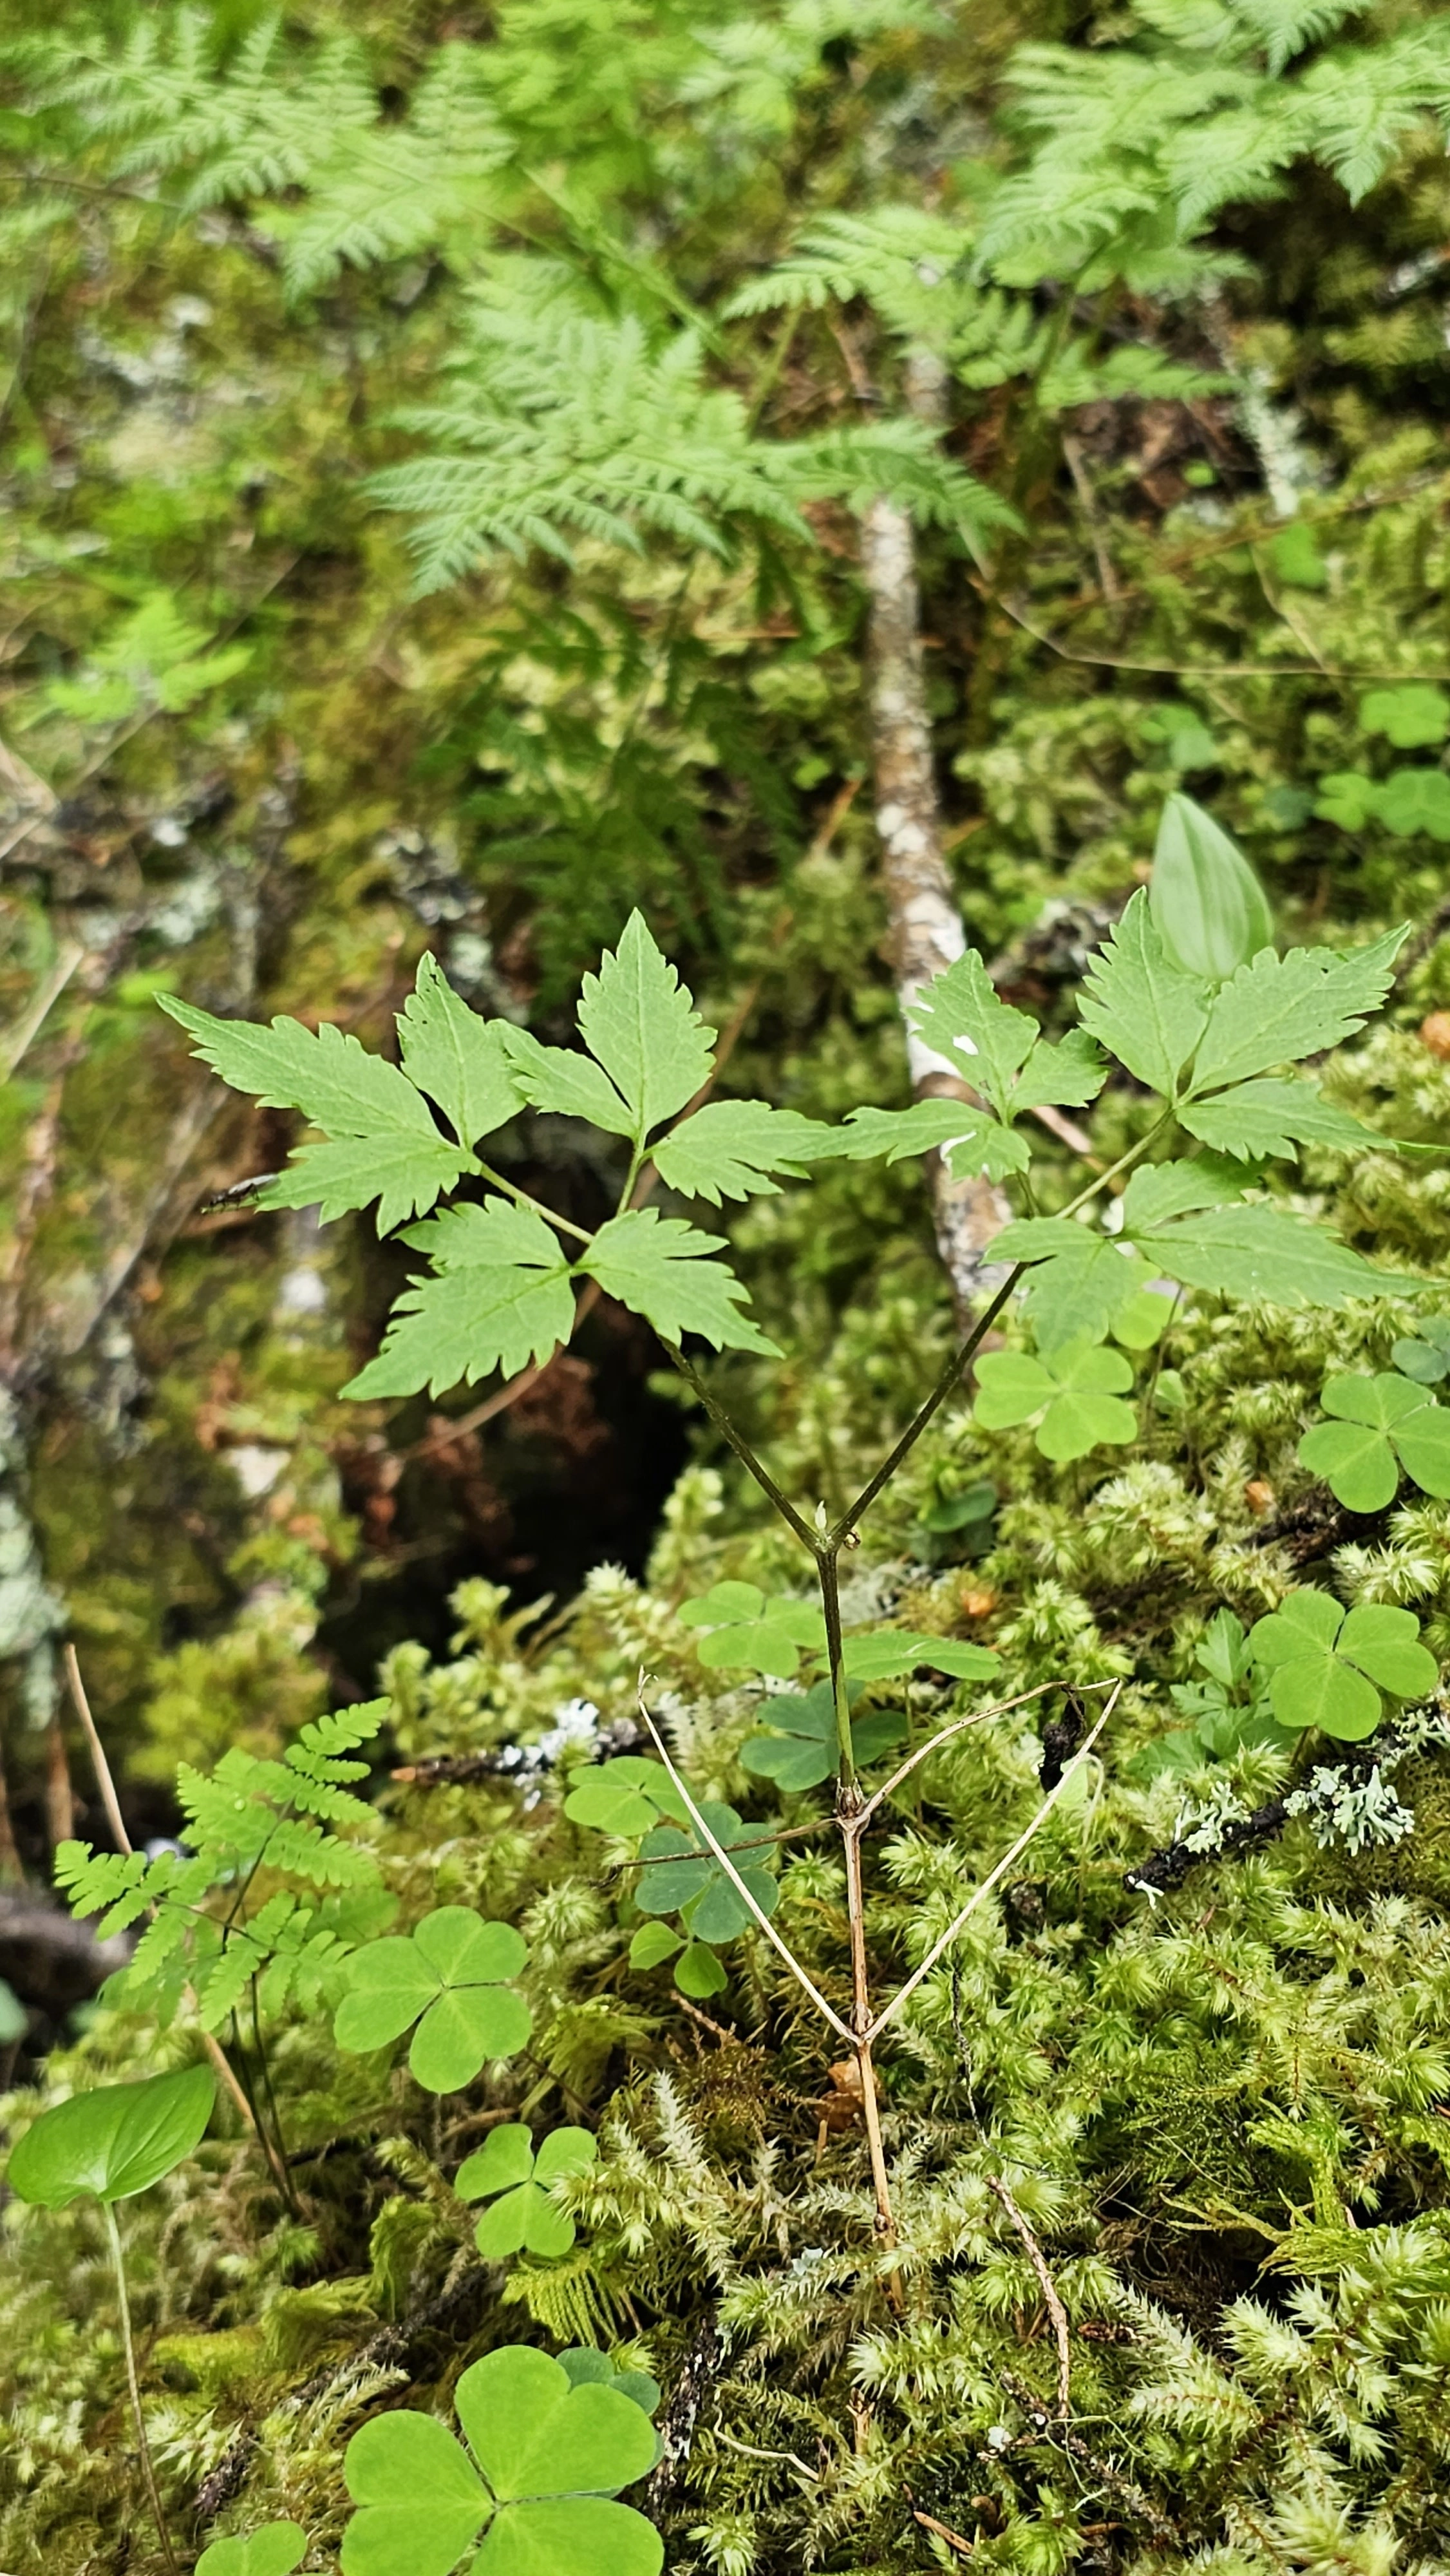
8;2064;215;2209
334;1908;530;2092
342;2346;661;2576
196;2523;308;2576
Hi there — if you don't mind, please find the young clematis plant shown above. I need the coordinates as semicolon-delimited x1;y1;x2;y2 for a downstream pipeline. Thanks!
162;795;1431;2246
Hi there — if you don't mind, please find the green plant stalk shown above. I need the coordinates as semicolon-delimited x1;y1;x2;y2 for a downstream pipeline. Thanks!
102;2200;178;2576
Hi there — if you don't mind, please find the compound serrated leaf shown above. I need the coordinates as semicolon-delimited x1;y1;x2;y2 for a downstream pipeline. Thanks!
261;1133;470;1233
1077;889;1210;1098
397;954;523;1148
576;912;715;1138
1187;927;1406;1094
581;1208;777;1354
652;1100;840;1202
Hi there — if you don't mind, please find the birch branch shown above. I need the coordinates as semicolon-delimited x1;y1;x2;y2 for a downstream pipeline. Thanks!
860;345;1012;1323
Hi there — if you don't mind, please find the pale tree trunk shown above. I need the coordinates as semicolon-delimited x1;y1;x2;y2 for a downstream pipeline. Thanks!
861;349;1010;1323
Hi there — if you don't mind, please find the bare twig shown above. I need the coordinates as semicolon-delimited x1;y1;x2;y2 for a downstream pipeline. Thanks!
856;1681;1109;1828
2;942;84;1079
867;1697;1116;2044
636;1687;854;2043
986;2174;1071;2418
913;2508;977;2559
62;1643;129;1856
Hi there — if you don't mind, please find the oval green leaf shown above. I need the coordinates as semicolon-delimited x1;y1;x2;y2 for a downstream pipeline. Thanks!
8;2064;216;2210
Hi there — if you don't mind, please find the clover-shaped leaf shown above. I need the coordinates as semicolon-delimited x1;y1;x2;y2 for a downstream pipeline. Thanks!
974;1339;1136;1463
8;2065;216;2210
457;2124;598;2260
1391;1315;1450;1385
558;2347;661;2421
1297;1372;1450;1511
626;1922;727;1996
341;2344;661;2576
563;1757;691;1837
842;1630;999;1683
677;1582;825;1679
740;1679;903;1792
334;1908;530;2093
1248;1588;1437;1740
1359;683;1450;748
197;2524;307;2576
636;1800;778;1941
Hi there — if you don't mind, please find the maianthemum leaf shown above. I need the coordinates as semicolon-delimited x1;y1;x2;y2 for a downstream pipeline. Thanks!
1186;927;1406;1095
1149;792;1274;981
8;2065;216;2208
1077;889;1209;1097
581;1208;778;1354
576;911;715;1139
651;1100;840;1202
397;954;523;1148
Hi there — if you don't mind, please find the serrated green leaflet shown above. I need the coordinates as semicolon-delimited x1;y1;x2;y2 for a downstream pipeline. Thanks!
196;2523;307;2576
651;1099;840;1202
164;995;473;1229
577;911;715;1139
342;1239;574;1399
1297;1372;1450;1510
740;1678;902;1792
341;2345;661;2576
1021;1241;1156;1352
1248;1589;1436;1740
261;1133;471;1233
907;949;1035;1115
161;998;440;1141
1077;889;1209;1098
8;2065;215;2208
1179;1077;1380;1161
974;1340;1136;1462
496;1022;637;1135
1149;791;1274;980
457;2123;598;2260
636;1800;778;1942
1120;1160;1243;1229
1127;1202;1419;1307
581;1208;778;1354
834;1100;1030;1182
334;1908;530;2092
1009;1027;1107;1113
397;954;523;1148
1186;927;1406;1095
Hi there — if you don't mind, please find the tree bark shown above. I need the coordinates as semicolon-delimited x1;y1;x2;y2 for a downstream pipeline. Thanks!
861;350;1010;1323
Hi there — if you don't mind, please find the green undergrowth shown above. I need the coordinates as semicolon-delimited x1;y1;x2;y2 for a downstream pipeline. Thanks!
12;1123;1450;2567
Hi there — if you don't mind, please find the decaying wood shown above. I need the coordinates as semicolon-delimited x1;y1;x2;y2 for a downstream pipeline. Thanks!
860;349;1010;1321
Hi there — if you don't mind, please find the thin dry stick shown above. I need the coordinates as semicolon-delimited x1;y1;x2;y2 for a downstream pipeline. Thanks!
986;2174;1072;2418
62;1647;258;2136
867;1697;1116;2045
912;2508;976;2561
636;1690;854;2044
62;1643;130;1855
856;1681;1111;1829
